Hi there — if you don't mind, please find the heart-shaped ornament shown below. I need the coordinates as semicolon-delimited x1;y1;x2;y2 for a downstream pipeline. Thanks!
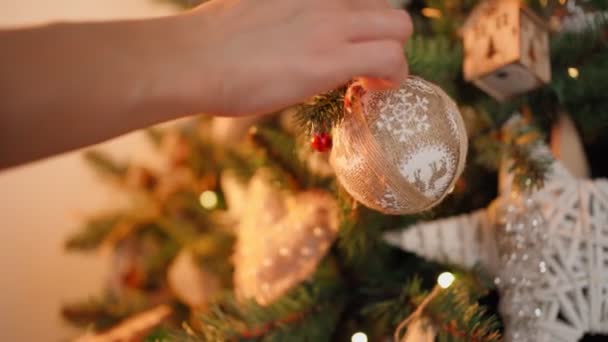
233;171;340;305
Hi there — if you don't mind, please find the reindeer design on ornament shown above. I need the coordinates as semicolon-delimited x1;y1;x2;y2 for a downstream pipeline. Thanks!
400;145;454;198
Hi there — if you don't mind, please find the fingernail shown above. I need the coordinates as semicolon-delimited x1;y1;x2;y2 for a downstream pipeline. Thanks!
360;78;396;90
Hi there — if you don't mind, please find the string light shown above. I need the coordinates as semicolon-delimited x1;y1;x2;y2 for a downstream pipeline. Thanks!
437;272;455;289
351;332;368;342
568;67;579;79
199;190;218;209
421;8;442;19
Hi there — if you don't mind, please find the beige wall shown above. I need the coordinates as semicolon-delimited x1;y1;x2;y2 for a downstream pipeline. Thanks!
0;1;178;340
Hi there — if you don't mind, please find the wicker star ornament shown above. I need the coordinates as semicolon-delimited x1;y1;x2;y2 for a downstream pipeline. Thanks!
384;149;608;341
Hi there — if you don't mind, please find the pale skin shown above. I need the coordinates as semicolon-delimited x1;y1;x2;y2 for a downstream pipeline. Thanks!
0;0;412;169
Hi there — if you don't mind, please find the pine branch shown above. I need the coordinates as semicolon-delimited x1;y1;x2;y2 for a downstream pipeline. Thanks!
62;290;154;331
363;273;501;342
362;276;423;332
65;214;122;252
184;260;344;341
473;121;551;191
336;191;392;266
504;123;552;190
146;325;200;342
507;142;553;191
589;0;608;10
472;131;504;173
84;150;127;179
429;283;501;342
528;13;608;136
406;35;463;96
189;233;235;287
422;0;479;36
248;125;311;188
294;87;346;137
142;236;181;284
221;147;259;180
146;128;165;148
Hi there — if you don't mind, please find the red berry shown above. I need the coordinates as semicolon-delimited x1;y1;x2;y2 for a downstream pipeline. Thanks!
122;265;145;289
310;132;332;152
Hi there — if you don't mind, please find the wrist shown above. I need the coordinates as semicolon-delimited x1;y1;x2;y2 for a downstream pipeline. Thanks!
123;16;194;122
127;12;216;121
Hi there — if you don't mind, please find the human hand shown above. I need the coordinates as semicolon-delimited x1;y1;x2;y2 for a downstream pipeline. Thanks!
0;0;411;168
160;0;412;116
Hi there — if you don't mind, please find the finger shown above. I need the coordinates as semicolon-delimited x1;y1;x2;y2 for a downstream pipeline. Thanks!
332;40;409;85
358;77;399;90
342;9;413;43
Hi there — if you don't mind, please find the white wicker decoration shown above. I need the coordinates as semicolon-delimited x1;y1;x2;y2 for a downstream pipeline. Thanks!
384;153;608;341
384;208;498;271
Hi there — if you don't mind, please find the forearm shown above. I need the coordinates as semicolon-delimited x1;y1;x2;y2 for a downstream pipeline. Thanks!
0;17;195;169
0;0;412;169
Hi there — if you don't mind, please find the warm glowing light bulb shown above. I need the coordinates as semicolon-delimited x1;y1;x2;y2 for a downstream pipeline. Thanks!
421;8;442;19
351;332;368;342
568;67;579;79
199;190;218;209
437;272;455;289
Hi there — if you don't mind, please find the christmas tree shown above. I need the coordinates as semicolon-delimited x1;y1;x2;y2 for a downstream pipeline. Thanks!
63;0;608;341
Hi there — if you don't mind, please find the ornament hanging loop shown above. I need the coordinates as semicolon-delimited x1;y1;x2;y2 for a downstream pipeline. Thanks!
393;285;441;342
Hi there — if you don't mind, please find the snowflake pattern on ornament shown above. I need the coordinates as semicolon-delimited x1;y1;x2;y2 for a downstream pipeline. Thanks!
377;189;399;211
406;77;435;94
399;144;455;198
373;91;432;142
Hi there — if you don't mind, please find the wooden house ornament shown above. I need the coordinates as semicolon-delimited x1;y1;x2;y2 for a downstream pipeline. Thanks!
462;0;551;101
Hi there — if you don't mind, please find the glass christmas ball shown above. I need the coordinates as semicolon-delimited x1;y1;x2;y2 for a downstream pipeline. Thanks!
330;76;468;214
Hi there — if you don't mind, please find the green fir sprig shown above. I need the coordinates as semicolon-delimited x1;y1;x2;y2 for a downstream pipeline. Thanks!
363;273;501;342
294;87;346;137
84;150;127;180
183;260;344;342
65;214;122;251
